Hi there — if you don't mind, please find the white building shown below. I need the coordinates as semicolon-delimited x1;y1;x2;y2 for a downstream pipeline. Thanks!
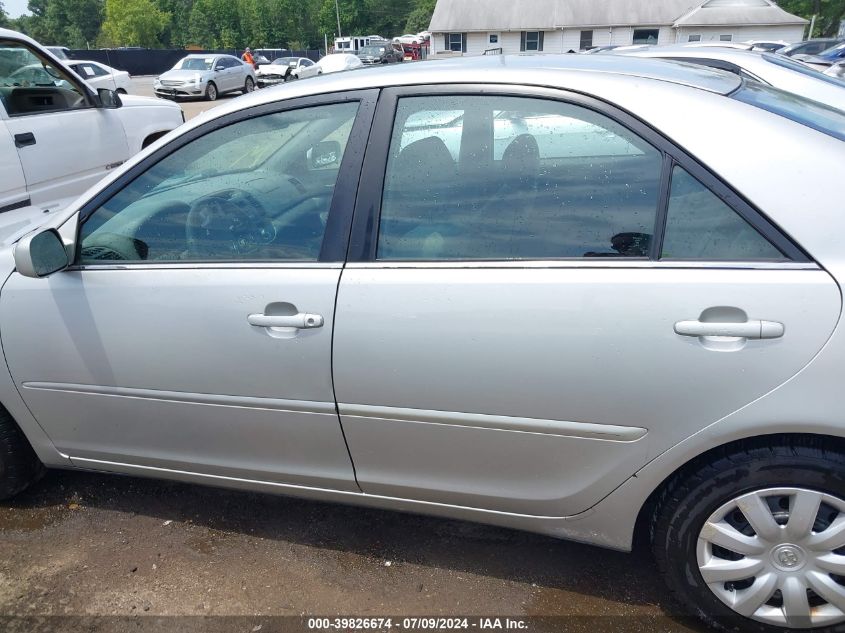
428;0;808;56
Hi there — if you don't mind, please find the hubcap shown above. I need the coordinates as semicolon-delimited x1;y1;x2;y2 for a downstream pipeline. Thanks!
697;487;845;628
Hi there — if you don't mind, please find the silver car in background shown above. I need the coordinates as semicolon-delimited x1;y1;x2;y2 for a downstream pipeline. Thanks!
154;53;256;101
608;45;845;111
2;55;845;631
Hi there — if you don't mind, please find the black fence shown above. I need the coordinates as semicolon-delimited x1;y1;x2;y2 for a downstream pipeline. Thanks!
66;48;322;76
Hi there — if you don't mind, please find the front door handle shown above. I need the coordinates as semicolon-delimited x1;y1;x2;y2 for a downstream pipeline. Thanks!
248;312;324;329
14;132;36;148
674;320;784;339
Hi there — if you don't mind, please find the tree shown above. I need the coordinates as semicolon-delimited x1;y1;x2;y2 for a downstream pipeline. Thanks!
776;0;845;37
405;0;436;33
19;0;105;47
100;0;170;47
0;2;8;28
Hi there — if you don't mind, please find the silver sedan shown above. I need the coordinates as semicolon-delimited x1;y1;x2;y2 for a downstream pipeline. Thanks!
154;53;256;101
3;54;845;631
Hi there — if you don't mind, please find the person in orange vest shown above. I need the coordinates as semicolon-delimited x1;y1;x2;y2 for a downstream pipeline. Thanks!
242;47;256;69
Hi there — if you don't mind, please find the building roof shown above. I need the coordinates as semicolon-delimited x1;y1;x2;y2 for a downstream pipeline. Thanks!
428;0;807;31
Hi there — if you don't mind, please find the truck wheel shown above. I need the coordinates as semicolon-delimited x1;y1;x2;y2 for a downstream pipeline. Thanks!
0;407;43;500
653;439;845;632
243;77;255;94
205;82;218;101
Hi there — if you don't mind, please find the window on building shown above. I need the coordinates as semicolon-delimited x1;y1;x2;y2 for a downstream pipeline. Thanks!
688;34;702;42
720;34;733;41
446;33;466;52
489;34;499;44
632;29;659;45
580;30;593;50
520;31;544;51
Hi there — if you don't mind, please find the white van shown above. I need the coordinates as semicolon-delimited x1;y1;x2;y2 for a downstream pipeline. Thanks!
0;28;185;212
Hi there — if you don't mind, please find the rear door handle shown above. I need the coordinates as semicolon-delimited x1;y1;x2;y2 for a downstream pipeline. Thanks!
674;320;784;339
247;313;324;329
14;132;35;148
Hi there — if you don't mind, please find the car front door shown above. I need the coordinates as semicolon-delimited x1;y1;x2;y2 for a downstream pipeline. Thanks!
332;87;841;517
0;92;377;490
0;114;28;210
0;38;129;205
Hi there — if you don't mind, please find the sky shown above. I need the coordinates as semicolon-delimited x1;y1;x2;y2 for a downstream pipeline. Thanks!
4;0;29;18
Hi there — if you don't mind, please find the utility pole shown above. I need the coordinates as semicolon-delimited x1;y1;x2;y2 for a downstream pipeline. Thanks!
335;0;342;38
808;14;816;40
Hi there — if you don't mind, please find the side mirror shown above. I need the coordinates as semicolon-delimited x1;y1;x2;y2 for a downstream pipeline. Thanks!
97;88;122;109
14;229;69;278
308;140;342;169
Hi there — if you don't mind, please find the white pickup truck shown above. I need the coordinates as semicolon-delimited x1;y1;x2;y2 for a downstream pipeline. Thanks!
0;28;184;213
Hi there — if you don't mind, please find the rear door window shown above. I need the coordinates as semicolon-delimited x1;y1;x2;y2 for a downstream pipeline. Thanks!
377;95;663;260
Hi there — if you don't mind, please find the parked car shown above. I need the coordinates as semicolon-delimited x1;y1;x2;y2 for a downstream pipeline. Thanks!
297;53;362;79
255;56;315;86
826;61;845;80
393;33;422;45
779;38;843;58
2;53;845;632
357;43;403;64
253;54;271;67
154;54;256;101
610;45;845;111
66;60;131;94
0;28;184;212
795;41;845;70
745;40;789;52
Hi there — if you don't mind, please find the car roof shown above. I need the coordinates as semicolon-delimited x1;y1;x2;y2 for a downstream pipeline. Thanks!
228;54;740;100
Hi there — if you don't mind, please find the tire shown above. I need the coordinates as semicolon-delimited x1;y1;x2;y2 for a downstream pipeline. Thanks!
0;407;43;500
653;439;845;632
205;82;218;101
243;76;254;94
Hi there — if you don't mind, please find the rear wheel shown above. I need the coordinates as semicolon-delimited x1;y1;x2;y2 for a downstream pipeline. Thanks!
205;82;218;101
653;440;845;632
0;407;43;500
243;76;255;94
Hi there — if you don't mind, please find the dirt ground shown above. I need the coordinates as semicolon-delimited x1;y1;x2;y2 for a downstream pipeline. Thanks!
0;468;707;633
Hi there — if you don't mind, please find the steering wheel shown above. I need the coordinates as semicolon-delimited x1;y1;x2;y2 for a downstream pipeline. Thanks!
185;192;276;259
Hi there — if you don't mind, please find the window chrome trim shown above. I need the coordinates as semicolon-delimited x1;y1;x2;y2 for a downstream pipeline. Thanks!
345;260;818;271
67;262;343;272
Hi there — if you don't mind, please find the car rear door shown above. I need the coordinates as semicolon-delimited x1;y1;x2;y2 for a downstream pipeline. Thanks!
1;91;377;489
332;86;841;518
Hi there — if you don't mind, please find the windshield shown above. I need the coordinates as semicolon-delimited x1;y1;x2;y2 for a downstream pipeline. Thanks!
763;53;845;87
177;57;214;71
819;43;845;59
46;47;68;60
732;81;845;142
359;46;386;55
272;57;296;66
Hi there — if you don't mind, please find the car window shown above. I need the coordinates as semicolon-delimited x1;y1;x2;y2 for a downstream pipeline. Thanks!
78;102;360;263
178;57;214;71
732;81;845;142
378;95;663;260
661;166;784;261
0;40;90;116
301;60;314;67
762;53;845;87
